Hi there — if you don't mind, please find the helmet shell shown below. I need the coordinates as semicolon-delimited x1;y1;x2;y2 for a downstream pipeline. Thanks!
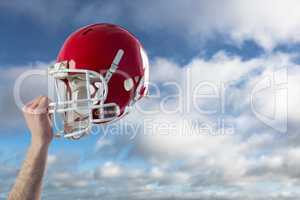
57;23;149;120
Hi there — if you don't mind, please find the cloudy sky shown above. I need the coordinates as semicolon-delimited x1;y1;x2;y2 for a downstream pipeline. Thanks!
1;0;300;199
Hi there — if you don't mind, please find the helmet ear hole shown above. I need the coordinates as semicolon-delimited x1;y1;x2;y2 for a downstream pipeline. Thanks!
124;78;134;91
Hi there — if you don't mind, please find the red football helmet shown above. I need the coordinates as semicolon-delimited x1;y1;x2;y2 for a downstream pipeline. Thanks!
48;23;149;139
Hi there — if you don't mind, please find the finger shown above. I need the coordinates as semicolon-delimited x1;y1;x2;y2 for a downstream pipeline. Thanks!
49;112;53;120
37;96;49;109
24;99;35;107
34;96;49;114
30;96;44;109
22;96;42;114
22;106;33;114
23;96;40;108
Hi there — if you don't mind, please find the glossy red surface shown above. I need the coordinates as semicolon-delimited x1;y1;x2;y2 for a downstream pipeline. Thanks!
57;23;149;121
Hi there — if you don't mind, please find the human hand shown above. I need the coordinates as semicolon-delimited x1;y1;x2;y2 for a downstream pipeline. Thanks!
23;96;53;147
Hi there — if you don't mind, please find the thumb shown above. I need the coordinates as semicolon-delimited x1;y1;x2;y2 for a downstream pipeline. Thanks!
35;96;50;114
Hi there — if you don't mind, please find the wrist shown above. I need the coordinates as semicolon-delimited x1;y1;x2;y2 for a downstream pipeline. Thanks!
30;140;50;152
30;134;52;148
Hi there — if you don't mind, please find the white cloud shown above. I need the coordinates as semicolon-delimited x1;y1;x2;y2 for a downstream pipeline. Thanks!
51;172;89;188
4;0;300;51
71;0;300;50
98;162;122;178
47;154;57;166
94;138;112;152
246;146;300;179
2;51;300;199
123;50;300;198
3;0;300;49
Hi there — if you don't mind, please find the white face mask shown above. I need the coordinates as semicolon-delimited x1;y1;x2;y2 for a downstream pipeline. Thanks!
63;76;90;137
48;50;125;140
48;67;114;139
49;73;93;139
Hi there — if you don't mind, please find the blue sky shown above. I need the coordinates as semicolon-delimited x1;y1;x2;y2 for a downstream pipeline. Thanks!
1;0;300;199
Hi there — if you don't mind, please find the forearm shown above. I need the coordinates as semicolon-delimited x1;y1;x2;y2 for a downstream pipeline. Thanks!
8;142;49;200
